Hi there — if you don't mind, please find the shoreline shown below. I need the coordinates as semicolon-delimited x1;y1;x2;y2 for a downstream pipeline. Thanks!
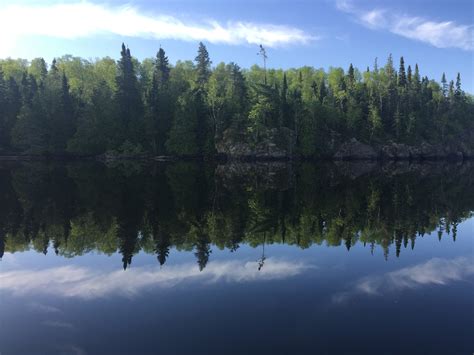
0;153;471;162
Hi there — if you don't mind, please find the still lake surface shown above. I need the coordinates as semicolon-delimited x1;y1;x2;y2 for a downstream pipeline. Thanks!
0;161;472;355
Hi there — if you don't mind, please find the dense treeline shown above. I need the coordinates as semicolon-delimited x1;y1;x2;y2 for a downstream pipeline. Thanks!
0;161;472;269
0;43;472;157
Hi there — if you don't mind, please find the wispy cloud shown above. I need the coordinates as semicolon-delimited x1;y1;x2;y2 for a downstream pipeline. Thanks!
42;320;75;329
335;0;473;51
28;302;62;314
0;1;315;57
333;257;474;303
0;258;312;299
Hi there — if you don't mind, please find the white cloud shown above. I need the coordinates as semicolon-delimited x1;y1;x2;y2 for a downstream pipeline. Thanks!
28;302;62;314
335;0;473;51
360;10;386;29
333;257;474;303
0;258;312;299
391;17;473;51
0;1;315;57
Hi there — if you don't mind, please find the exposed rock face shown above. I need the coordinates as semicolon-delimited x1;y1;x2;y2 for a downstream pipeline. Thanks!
216;128;473;161
334;139;472;161
408;142;445;160
216;127;296;160
215;129;253;157
334;138;377;160
380;143;410;160
255;127;296;159
215;162;293;190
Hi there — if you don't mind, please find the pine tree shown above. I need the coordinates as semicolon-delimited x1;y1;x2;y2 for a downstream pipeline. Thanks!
166;91;198;155
373;57;379;73
347;63;355;86
407;65;412;84
155;47;170;86
441;73;448;97
193;42;213;155
147;47;172;154
68;80;115;154
280;73;291;128
448;80;455;99
12;78;46;153
0;69;7;150
385;54;395;79
115;43;144;148
195;42;211;89
455;73;462;97
2;77;22;151
413;64;421;90
398;57;406;87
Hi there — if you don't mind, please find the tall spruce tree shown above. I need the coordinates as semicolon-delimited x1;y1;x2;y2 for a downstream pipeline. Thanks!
347;63;355;86
441;73;448;97
195;42;211;89
398;57;406;87
280;73;291;128
0;69;7;150
147;47;172;154
115;43;144;149
193;42;213;155
455;73;462;98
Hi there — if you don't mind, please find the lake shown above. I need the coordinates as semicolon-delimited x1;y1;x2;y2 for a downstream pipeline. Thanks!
0;161;473;355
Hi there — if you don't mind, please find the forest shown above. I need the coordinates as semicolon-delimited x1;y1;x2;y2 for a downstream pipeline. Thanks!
0;161;472;270
0;43;473;158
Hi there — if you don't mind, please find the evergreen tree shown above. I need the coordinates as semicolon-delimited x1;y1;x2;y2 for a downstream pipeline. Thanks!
155;47;170;86
448;80;455;99
385;54;395;80
2;77;22;151
166;91;198;155
455;73;462;98
280;73;291;127
413;64;421;90
347;63;355;86
398;57;406;87
12;84;46;153
115;43;144;148
195;42;211;89
68;80;115;154
193;42;213;155
373;57;379;73
0;69;7;150
441;73;448;97
146;47;172;154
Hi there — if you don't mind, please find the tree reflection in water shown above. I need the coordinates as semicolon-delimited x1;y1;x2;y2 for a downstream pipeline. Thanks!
0;161;472;270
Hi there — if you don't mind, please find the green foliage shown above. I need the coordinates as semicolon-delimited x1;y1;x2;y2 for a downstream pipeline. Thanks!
1;162;472;268
166;91;199;155
0;47;472;157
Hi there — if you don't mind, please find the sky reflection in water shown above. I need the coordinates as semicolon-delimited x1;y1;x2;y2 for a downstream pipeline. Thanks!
0;162;473;354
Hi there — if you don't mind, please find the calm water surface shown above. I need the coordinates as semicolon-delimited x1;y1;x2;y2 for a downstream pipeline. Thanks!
0;161;473;355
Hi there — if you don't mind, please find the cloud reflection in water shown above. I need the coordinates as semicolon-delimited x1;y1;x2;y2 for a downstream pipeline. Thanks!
0;258;312;299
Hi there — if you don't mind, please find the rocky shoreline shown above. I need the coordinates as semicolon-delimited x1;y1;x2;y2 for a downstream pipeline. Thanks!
0;137;472;162
332;138;471;161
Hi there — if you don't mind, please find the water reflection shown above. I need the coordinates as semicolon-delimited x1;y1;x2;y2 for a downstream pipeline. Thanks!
333;256;474;303
1;161;473;355
0;161;472;269
0;258;311;299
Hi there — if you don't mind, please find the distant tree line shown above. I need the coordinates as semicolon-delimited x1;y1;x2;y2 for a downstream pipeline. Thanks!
0;43;473;157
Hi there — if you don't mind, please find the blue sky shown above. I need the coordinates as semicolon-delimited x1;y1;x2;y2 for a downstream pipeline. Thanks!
1;0;473;92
